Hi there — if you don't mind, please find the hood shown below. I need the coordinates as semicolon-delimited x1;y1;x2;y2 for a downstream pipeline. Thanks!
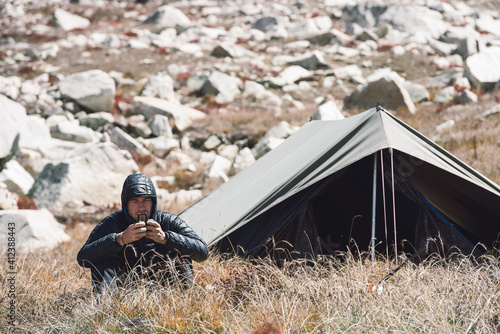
121;173;157;220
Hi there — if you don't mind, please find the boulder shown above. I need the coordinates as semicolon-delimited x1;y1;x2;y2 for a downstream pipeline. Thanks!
141;5;191;32
0;183;18;210
140;74;177;101
132;96;206;132
344;70;416;113
199;71;243;104
50;119;101;143
53;8;90;31
109;127;151;157
28;142;139;214
286;51;330;70
464;47;500;91
0;209;70;253
210;43;258;58
0;160;34;196
231;147;255;175
251;121;298;159
311;99;344;120
58;70;116;113
0;94;26;159
148;114;173;138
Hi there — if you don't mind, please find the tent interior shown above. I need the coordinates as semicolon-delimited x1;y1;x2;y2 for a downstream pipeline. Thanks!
214;149;496;263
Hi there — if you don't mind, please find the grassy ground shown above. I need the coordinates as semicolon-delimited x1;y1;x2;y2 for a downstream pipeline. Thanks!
1;222;500;333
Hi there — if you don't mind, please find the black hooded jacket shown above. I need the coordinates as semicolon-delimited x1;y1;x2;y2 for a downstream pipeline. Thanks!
77;174;209;276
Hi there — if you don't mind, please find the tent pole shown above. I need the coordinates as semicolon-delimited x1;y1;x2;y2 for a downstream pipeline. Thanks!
389;147;398;266
371;152;378;261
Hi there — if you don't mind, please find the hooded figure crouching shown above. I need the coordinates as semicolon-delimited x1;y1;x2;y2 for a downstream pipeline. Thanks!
77;173;209;293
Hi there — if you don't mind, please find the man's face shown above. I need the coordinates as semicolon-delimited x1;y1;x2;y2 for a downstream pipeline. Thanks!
127;196;153;222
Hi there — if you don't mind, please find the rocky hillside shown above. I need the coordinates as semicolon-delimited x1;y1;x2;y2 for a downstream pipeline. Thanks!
1;0;500;248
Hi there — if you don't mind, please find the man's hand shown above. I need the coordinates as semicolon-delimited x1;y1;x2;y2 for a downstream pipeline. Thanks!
117;222;147;246
145;219;168;245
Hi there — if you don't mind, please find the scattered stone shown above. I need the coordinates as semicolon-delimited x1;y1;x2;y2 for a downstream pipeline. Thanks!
58;70;116;113
344;70;416;113
464;46;500;91
53;8;90;32
0;209;70;253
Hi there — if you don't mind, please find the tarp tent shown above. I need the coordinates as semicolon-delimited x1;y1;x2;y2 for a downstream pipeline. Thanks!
180;107;500;261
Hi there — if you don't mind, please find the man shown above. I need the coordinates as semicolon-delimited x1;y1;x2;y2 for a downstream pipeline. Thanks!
77;173;209;293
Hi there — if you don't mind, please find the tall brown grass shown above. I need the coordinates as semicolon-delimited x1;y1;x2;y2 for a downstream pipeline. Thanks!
2;222;500;333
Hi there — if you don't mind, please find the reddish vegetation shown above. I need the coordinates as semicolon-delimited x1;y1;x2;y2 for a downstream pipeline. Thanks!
17;196;38;210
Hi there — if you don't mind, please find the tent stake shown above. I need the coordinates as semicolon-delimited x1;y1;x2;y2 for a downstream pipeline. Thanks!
371;152;378;261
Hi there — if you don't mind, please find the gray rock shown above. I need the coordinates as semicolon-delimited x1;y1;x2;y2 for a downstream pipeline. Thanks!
79;111;115;131
132;96;206;132
204;135;222;151
231;147;255;175
243;81;282;110
0;94;26;159
344;70;416;114
268;65;313;87
433;86;456;104
458;89;478;104
28;142;139;213
141;136;180;158
286;50;330;70
218;145;239;162
210;43;258;58
251;16;278;33
0;209;70;253
205;155;232;181
140;74;177;101
50;119;100;143
0;160;34;196
404;81;430;103
58;70;116;113
199;71;243;104
141;5;192;32
251;121;298;158
311;99;344;120
0;183;18;210
53;8;90;31
464;46;500;91
148;114;173;138
0;76;22;100
109;127;151;157
415;68;464;89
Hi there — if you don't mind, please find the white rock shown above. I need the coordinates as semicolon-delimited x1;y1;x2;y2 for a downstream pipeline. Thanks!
312;99;344;120
0;160;34;196
205;155;232;179
231;147;255;175
28;142;139;213
54;8;90;31
0;209;70;253
58;70;116;113
436;119;455;132
133;96;206;132
465;46;500;90
0;94;26;159
0;183;18;210
141;5;191;31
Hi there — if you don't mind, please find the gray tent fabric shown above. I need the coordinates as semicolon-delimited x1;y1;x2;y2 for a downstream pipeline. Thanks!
180;107;500;258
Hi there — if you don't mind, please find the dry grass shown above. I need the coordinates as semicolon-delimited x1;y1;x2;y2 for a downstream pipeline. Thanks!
1;223;500;333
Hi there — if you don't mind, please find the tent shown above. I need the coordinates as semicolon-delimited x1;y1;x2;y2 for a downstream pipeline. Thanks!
179;107;500;261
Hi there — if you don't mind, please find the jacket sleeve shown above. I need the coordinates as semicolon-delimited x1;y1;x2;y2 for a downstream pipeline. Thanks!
158;212;209;262
76;216;124;268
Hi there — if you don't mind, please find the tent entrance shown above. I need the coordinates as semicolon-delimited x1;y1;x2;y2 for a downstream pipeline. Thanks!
215;151;484;262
